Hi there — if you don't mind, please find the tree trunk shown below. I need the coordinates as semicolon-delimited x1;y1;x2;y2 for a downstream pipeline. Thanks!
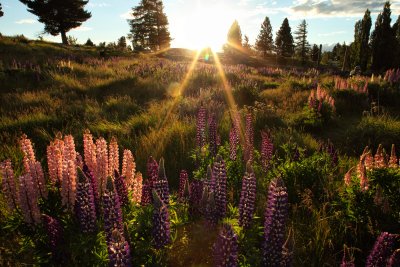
61;30;68;45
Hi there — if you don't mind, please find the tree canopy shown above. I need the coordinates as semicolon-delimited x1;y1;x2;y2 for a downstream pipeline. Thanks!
19;0;91;45
0;3;4;17
294;19;310;64
255;16;274;57
275;18;294;57
128;0;171;51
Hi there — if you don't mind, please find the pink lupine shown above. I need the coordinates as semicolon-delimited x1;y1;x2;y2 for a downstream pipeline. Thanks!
47;135;64;185
96;137;109;197
121;149;136;192
374;144;387;169
344;167;355;186
0;160;19;211
60;135;77;210
109;137;119;175
364;150;374;171
83;129;97;173
19;174;41;225
132;172;143;204
358;155;368;191
389;144;398;168
20;134;36;170
29;161;47;199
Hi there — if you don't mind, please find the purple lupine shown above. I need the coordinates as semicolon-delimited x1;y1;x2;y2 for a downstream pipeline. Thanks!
152;190;171;249
154;158;170;205
141;180;152;206
107;228;132;267
208;113;218;156
366;232;399;267
146;156;159;201
229;124;239;161
213;223;238;267
103;177;124;244
263;177;289;266
189;180;204;216
178;170;189;200
203;165;215;192
213;155;227;221
204;186;217;225
261;131;274;172
114;170;129;206
238;162;257;228
388;249;400;267
83;164;100;212
75;168;97;233
0;160;19;211
42;214;62;252
244;113;254;163
196;106;207;149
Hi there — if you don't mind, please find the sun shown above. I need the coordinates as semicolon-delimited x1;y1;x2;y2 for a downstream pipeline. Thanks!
173;2;236;51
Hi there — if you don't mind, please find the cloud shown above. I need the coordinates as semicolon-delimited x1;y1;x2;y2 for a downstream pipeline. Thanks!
88;2;110;8
71;26;92;32
15;19;36;24
289;0;388;18
120;11;133;19
318;30;347;37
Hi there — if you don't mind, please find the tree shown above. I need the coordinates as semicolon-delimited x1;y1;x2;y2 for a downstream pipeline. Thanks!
294;19;310;64
310;44;320;62
85;38;94;46
243;35;252;53
370;1;397;71
351;10;372;71
117;36;127;50
255;16;274;57
275;18;294;57
227;20;242;48
0;3;4;17
128;0;172;51
19;0;91;45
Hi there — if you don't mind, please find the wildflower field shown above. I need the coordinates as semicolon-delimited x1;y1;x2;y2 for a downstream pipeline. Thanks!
1;37;400;266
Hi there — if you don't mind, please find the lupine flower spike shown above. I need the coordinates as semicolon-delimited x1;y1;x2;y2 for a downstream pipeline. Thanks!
154;158;170;205
340;245;355;267
19;174;41;225
75;168;97;233
208;113;218;156
103;176;124;244
238;161;256;228
152;190;171;249
42;214;63;252
0;160;19;211
389;144;398;168
196;105;207;149
244;113;254;163
213;223;238;267
107;228;132;267
178;170;189;200
366;232;399;267
261;131;274;172
132;172;143;204
213;155;227;221
388;249;400;267
114;170;130;206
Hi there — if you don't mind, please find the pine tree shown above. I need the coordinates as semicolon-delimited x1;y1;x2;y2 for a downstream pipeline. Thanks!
255;16;274;57
227;20;242;48
0;3;4;17
371;1;397;71
275;18;294;57
128;0;171;51
311;44;320;62
85;38;94;46
117;36;127;50
243;35;252;53
19;0;91;45
393;16;400;67
359;10;372;71
294;19;310;64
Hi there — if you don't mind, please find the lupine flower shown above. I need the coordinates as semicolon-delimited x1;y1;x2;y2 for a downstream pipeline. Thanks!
83;164;100;210
61;135;77;210
103;177;124;244
366;232;399;267
213;223;238;267
122;149;136;192
42;214;63;252
178;170;189;200
146;156;159;201
0;160;19;211
132;172;143;204
213;155;227;220
47;134;64;185
374;144;387;169
114;170;129;206
326;140;339;166
20;134;36;168
364;148;374;171
239;162;257;228
261;131;274;172
389;144;398;168
196;105;207;149
19;173;41;225
107;228;132;267
75;168;97;233
229;124;239;161
244;113;254;163
204;187;217;225
203;165;215;192
152;190;171;249
76;152;83;169
263;177;289;266
154;158;170;205
83;129;97;175
388;249;400;267
96;137;109;197
189;180;203;216
358;155;368;191
344;167;355;186
208;113;218;156
141;181;152;206
340;247;355;267
109;137;119;175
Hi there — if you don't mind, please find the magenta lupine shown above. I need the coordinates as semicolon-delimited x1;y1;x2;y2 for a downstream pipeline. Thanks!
107;228;132;267
263;177;289;266
96;137;108;197
131;172;143;204
189;180;204;216
366;232;399;267
42;214;63;252
141;181;152;206
152;190;171;249
109;137;119;175
47;135;64;185
83;129;97;175
75;168;97;233
208;113;218;156
103;177;124;244
122;149;136;192
213;155;227;220
261;131;274;172
178;170;189;200
388;249;400;267
196;106;207;149
19;174;41;225
239;162;257;228
244;113;254;163
114;170;129;206
213;223;238;267
154;158;170;205
0;160;19;211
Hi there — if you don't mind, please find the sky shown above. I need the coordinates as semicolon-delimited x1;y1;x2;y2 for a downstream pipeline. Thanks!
0;0;399;51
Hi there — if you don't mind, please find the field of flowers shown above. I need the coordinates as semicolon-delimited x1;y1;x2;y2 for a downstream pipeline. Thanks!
1;37;400;266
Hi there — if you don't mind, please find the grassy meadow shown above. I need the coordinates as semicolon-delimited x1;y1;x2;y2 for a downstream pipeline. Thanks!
1;36;400;266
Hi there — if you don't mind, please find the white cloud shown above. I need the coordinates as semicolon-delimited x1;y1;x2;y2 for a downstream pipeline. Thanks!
318;31;347;37
120;11;133;19
88;3;110;8
15;19;36;24
71;26;93;32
